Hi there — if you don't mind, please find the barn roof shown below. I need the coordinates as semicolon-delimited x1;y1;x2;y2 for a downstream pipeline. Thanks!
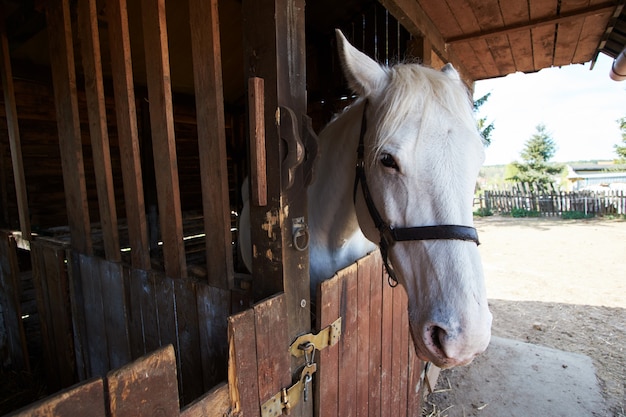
376;0;625;81
2;0;625;90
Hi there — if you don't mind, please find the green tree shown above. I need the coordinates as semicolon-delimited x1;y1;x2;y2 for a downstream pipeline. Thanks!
474;92;494;146
614;117;626;161
507;123;563;191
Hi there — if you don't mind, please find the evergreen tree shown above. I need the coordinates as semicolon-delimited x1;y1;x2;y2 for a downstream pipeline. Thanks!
474;92;494;146
507;123;563;191
614;117;626;162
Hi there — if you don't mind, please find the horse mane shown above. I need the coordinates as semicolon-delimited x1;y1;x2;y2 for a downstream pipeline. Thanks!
371;63;480;163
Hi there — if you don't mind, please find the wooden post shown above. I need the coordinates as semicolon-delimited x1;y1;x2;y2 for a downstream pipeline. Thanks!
242;0;310;322
189;0;234;289
46;0;92;255
140;0;187;278
242;1;311;415
77;0;121;262
0;19;31;241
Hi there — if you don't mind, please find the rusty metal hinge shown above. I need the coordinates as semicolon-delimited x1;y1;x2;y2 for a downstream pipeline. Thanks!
260;317;342;417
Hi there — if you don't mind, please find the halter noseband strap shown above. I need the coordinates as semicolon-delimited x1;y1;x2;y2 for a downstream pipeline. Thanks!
353;100;480;286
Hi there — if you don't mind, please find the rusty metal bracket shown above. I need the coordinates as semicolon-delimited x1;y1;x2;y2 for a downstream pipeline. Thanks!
261;364;317;417
260;318;342;416
288;316;342;358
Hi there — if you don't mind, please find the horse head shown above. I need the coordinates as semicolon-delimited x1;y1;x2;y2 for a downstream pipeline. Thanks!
336;30;491;368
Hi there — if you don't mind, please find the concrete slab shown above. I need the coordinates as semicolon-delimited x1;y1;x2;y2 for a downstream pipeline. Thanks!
426;336;608;417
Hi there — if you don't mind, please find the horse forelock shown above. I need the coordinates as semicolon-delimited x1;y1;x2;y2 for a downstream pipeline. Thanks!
370;64;480;164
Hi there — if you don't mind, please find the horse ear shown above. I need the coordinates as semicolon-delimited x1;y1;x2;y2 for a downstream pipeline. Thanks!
335;29;387;97
441;63;461;80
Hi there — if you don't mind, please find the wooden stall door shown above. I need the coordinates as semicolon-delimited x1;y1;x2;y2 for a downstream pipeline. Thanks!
316;251;426;417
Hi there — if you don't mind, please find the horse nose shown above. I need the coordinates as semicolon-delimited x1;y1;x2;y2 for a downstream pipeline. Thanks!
422;322;488;368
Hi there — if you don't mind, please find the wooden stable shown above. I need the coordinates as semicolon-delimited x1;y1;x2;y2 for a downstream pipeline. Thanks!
0;0;623;415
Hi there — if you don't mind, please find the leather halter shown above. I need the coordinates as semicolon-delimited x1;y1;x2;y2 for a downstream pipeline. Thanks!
353;101;480;286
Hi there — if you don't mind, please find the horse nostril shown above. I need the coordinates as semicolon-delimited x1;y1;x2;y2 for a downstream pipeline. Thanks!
430;325;446;355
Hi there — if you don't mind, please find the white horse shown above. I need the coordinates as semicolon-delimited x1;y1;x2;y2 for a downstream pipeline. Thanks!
242;30;491;368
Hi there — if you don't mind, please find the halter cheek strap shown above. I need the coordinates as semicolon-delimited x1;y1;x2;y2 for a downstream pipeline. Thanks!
353;100;480;287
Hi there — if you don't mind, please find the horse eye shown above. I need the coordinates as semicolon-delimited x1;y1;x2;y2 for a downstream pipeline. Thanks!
380;153;399;170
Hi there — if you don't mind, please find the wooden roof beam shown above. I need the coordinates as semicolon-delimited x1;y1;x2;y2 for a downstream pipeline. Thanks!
446;2;617;45
378;0;473;82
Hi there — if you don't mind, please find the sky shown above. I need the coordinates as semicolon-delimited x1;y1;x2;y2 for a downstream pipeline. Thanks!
473;53;626;166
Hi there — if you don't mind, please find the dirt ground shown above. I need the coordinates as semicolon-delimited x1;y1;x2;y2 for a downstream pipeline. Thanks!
423;216;626;417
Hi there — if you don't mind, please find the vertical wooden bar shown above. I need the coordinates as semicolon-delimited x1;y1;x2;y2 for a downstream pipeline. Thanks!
368;252;383;417
106;0;150;270
248;77;267;207
0;23;31;240
0;231;28;371
77;0;121;262
356;256;371;417
380;271;394;417
46;0;92;255
140;0;186;279
242;11;311;415
316;274;340;417
107;345;179;417
188;0;234;288
338;265;358;417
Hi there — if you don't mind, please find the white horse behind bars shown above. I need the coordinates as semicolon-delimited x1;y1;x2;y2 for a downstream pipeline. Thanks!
241;30;491;368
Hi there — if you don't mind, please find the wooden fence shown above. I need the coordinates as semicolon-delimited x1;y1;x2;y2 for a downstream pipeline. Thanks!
6;251;430;416
481;189;626;217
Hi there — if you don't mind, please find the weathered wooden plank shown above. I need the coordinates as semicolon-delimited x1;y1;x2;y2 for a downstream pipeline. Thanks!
188;0;234;288
77;0;121;262
126;268;148;359
380;270;394;417
406;344;423;417
80;254;109;377
43;245;75;387
107;345;179;417
338;264;358;417
316;273;340;417
180;382;231;417
66;250;89;380
228;307;261;417
173;278;203;404
140;0;186;279
30;241;57;388
367;252;383;417
248;77;267;207
530;0;559;69
396;286;409;417
0;25;31;240
106;0;150;270
0;231;28;371
390;285;403;416
142;271;162;354
253;294;290;405
45;0;92;255
196;283;230;391
355;255;372;417
9;377;106;417
100;260;131;369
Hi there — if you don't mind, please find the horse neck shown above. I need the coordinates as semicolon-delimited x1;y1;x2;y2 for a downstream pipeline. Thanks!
308;101;366;249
